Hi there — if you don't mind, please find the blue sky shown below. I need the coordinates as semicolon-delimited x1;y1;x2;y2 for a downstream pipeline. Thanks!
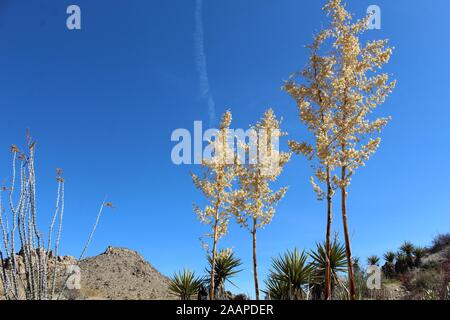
0;0;449;297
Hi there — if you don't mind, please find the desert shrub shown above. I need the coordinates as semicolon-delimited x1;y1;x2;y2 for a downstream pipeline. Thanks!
398;272;415;291
352;267;395;300
430;233;450;254
353;265;367;300
413;271;438;291
444;247;450;262
421;260;439;270
402;269;448;300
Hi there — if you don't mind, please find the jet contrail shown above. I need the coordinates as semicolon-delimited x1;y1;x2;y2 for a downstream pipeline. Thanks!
194;0;216;125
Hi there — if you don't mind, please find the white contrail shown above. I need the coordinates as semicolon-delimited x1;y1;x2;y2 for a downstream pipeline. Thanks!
194;0;216;125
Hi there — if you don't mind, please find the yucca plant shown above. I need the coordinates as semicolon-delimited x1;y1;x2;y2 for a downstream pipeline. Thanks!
321;0;396;300
400;241;415;269
383;251;396;264
263;274;291;300
367;256;380;266
191;111;237;300
264;249;313;300
205;249;242;299
309;239;347;299
382;251;396;278
413;247;426;268
169;269;202;300
400;242;415;256
232;109;290;300
395;252;409;274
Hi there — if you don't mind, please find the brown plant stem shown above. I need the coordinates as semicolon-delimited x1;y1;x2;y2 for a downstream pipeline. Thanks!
341;165;355;300
252;217;259;300
324;166;333;300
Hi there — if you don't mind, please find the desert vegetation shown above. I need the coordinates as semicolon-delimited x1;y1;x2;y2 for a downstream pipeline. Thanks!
169;248;244;300
0;136;112;300
187;0;399;301
191;111;238;300
1;0;447;302
168;269;203;300
169;234;449;300
366;235;450;300
232;109;291;300
285;0;395;299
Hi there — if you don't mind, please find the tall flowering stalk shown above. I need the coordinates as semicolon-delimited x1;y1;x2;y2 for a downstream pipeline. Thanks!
284;30;339;300
324;0;396;299
191;111;237;300
233;109;291;300
285;0;395;299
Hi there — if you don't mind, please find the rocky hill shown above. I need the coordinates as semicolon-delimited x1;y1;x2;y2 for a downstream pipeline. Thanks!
1;246;175;300
68;247;175;300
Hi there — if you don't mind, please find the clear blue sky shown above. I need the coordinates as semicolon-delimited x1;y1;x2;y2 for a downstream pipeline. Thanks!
0;0;449;297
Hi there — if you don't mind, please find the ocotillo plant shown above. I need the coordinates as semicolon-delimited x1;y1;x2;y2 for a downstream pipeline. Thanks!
0;137;112;300
233;109;290;300
284;29;339;300
322;0;396;298
0;140;52;300
191;111;237;300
